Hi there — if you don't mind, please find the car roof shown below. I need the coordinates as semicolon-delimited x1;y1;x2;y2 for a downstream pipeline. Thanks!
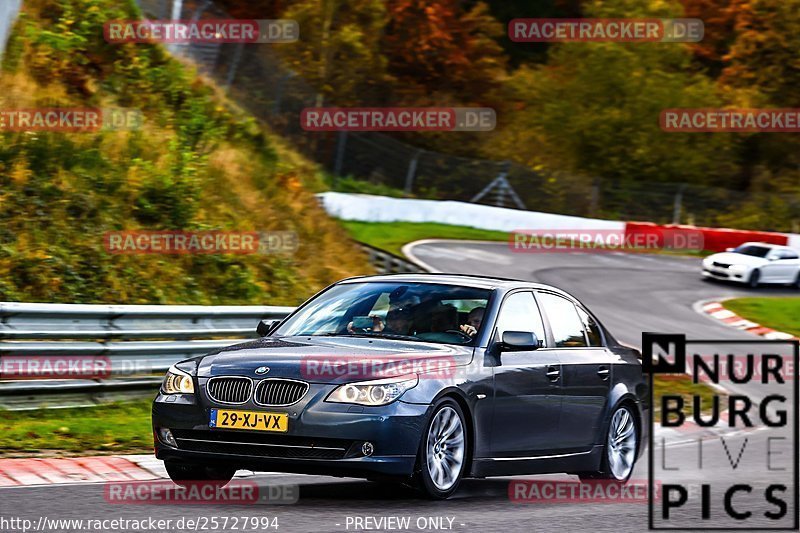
337;272;569;295
739;241;782;249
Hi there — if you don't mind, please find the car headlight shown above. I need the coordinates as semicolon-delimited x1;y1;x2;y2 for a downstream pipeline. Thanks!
326;375;418;406
729;264;748;273
161;365;195;394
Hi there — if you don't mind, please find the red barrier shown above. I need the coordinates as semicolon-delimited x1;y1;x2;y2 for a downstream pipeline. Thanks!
625;222;789;252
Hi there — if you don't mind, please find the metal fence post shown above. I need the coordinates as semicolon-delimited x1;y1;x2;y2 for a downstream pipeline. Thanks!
224;42;244;92
333;130;348;179
590;177;600;217
672;184;686;225
404;150;422;196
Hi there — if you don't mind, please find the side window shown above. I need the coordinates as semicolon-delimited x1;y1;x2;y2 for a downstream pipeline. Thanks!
780;250;799;260
577;307;603;347
495;292;546;346
537;293;587;348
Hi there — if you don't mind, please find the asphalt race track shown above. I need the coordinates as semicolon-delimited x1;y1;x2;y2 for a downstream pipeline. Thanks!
405;240;799;347
2;241;797;533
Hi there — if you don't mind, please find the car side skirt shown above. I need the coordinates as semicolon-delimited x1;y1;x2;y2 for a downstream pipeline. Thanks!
470;446;602;477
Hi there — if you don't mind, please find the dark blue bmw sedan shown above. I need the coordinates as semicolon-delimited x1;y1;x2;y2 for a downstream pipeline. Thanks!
152;274;648;498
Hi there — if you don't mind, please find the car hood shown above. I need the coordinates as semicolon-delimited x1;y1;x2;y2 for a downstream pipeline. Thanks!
195;335;473;384
705;252;767;267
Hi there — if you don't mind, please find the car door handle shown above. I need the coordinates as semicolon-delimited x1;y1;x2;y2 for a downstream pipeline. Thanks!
597;366;610;380
546;366;560;382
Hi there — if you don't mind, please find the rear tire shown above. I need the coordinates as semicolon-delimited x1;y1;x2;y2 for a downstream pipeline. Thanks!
413;399;468;499
165;462;236;488
793;272;800;290
748;270;760;288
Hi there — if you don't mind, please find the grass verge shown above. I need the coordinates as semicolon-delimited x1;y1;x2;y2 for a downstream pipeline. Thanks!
723;297;800;338
341;220;509;256
340;220;712;258
652;374;721;420
0;399;153;457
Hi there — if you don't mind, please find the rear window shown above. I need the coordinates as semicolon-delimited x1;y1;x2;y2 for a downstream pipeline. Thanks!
537;292;587;348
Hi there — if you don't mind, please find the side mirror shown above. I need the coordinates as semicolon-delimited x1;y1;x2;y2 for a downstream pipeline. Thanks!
725;247;734;252
257;319;279;337
499;331;540;351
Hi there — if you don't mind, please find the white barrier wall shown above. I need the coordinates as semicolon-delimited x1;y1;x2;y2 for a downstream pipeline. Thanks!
318;192;625;232
0;0;22;62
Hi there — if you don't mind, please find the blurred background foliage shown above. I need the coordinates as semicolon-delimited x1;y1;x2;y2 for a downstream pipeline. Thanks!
2;0;800;304
0;0;372;304
222;0;800;230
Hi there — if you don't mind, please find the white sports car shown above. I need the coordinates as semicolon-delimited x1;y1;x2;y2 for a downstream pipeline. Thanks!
702;242;800;288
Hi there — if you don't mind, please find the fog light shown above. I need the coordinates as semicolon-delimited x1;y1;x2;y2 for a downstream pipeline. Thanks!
361;441;374;457
159;427;177;447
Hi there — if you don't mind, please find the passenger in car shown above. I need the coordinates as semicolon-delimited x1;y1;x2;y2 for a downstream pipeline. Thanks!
459;306;485;337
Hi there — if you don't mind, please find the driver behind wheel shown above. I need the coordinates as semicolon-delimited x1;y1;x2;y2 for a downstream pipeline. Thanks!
377;308;415;335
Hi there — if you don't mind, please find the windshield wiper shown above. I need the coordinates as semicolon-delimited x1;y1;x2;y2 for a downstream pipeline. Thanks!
315;332;419;341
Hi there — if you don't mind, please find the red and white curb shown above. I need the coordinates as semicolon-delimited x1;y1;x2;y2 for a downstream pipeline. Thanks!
699;300;797;340
0;455;259;487
0;456;158;486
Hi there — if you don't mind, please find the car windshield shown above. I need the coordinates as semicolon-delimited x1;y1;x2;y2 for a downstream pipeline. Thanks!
732;245;771;258
274;282;492;345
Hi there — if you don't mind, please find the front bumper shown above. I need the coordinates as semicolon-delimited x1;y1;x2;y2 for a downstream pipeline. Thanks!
152;387;431;478
702;268;746;282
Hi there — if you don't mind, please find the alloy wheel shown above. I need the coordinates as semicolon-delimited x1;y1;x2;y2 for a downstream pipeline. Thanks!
607;407;637;481
425;405;465;491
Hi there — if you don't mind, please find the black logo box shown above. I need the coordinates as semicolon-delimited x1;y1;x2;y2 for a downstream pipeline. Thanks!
644;333;799;531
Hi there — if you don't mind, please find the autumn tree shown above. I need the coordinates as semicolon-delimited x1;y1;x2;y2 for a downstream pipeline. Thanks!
382;0;506;105
678;0;747;76
485;0;737;188
279;0;391;106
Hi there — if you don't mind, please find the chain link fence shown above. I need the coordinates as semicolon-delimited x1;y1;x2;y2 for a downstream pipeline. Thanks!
133;0;798;230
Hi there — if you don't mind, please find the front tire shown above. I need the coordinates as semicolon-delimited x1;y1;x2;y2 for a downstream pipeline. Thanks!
413;399;467;499
580;404;638;483
165;462;236;488
748;269;760;288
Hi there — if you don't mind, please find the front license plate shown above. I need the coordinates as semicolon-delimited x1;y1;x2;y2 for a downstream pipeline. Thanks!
209;409;288;432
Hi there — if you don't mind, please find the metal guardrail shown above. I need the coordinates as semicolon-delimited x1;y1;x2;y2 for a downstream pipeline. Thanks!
0;303;294;409
357;243;425;274
0;244;427;409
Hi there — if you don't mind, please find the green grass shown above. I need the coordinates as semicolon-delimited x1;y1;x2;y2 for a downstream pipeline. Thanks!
652;374;720;420
723;297;800;338
340;220;714;258
0;373;716;456
341;221;510;256
0;399;153;456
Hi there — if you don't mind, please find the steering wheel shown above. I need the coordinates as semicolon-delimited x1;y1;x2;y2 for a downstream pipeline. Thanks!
445;329;473;342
